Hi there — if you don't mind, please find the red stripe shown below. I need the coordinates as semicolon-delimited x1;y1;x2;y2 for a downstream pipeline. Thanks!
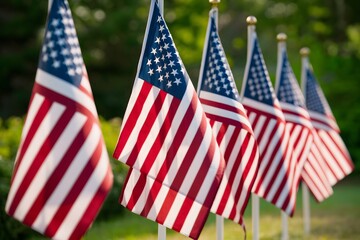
171;195;194;233
155;189;177;225
140;173;163;217
125;89;168;167
8;107;74;216
44;135;103;237
11;98;52;184
325;131;354;169
139;97;180;173
22;119;93;226
205;112;252;132
215;123;228;145
154;92;197;182
68;165;113;240
122;169;147;211
189;204;209;239
244;105;286;124
113;81;152;159
200;98;248;118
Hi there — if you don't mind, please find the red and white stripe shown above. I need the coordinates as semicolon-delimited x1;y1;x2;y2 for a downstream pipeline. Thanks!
5;69;113;240
114;79;225;239
301;130;333;202
309;111;354;185
243;97;296;215
199;91;259;227
280;102;313;214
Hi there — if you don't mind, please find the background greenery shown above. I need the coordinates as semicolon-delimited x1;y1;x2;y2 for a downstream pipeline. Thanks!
1;0;359;239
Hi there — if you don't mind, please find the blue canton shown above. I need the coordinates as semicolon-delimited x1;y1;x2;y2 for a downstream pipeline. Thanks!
39;0;83;87
277;51;305;107
138;2;187;99
243;38;275;105
305;69;326;114
199;15;239;101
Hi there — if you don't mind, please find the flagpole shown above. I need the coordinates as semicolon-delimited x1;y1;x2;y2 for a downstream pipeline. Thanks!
246;16;260;240
300;47;311;237
157;0;166;239
275;33;289;240
208;1;224;239
48;0;53;12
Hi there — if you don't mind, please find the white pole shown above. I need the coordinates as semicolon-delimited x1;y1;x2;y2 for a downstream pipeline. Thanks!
299;47;311;237
252;194;260;240
302;183;311;235
275;33;289;240
157;0;166;239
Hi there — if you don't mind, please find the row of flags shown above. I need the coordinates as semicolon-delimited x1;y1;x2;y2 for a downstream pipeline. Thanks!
5;0;354;239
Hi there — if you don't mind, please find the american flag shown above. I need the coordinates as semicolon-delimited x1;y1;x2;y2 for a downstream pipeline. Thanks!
113;1;225;239
5;1;113;239
197;9;259;228
240;32;295;215
276;46;318;212
302;58;354;186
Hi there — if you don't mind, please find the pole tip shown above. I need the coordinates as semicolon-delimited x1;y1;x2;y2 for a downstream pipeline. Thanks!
277;33;287;42
300;47;310;56
246;16;257;25
209;0;221;6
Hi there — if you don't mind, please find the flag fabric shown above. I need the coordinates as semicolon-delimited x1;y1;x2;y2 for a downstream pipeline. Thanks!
302;58;354;186
275;45;330;209
240;31;296;215
197;9;259;228
113;1;225;239
5;1;113;239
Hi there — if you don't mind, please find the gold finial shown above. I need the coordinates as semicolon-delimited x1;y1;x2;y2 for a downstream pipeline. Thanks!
246;16;257;25
209;0;221;7
277;33;287;42
300;47;310;56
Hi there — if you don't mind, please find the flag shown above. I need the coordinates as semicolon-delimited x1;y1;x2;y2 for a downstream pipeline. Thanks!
5;1;113;239
197;9;259;227
113;1;225;239
302;58;354;185
275;45;329;210
240;32;296;215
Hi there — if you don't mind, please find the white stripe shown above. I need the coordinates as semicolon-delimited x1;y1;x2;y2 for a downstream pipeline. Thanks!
163;192;186;228
53;143;109;240
308;110;338;131
180;200;203;237
319;130;353;175
303;159;328;198
243;97;285;120
119;85;160;166
13;94;45;167
302;173;324;202
13;112;87;220
202;103;250;126
6;102;66;212
31;124;101;233
200;91;246;113
166;99;203;188
147;181;170;222
147;84;192;180
35;69;98;117
136;93;173;168
121;170;141;207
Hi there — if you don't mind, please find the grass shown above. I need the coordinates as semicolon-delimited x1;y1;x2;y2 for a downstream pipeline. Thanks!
81;175;360;240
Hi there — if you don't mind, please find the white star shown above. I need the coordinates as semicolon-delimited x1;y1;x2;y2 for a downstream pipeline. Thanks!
148;68;154;76
171;69;178;76
216;87;221;92
68;68;75;76
174;78;181;85
166;81;172;88
165;72;169;79
161;34;167;41
223;84;228;89
163;64;167;70
151;48;157;55
64;58;72;66
50;51;57;58
155;37;161;44
168;60;175;67
46;31;52;39
42;54;49;62
158;75;164;82
42;46;47;52
59;7;66;15
54;28;62;36
52;60;60;68
166;52;172;59
163;43;169;50
47;41;55;48
226;90;231;95
61;48;70;56
51;19;60;27
146;59;152;66
161;55;165;61
159;25;165;32
157;16;162;23
76;67;82;74
58;38;66;46
159;46;163;52
156;66;162;73
154;57;160;64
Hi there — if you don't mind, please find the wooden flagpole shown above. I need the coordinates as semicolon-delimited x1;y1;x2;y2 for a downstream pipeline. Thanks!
208;1;224;239
275;33;289;240
300;47;311;237
246;15;260;240
157;0;166;239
